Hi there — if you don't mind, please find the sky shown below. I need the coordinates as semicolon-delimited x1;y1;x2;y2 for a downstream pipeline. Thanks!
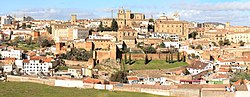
1;0;250;26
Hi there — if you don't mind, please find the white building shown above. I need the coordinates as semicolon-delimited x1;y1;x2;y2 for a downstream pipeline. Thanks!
0;15;14;27
85;21;100;28
2;65;13;73
163;42;180;48
0;50;22;59
227;32;250;43
23;57;52;75
12;29;33;35
88;34;116;42
187;61;213;75
149;33;179;41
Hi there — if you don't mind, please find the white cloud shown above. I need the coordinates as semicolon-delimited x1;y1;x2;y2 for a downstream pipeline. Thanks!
170;2;250;11
7;8;97;20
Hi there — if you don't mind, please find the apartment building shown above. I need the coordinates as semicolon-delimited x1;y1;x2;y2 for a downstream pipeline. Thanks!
22;56;53;75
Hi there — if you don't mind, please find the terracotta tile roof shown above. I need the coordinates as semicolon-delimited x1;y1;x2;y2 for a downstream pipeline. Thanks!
218;68;228;72
188;61;209;69
42;57;53;63
30;56;45;60
83;78;101;84
213;74;228;79
4;57;16;60
127;77;139;81
23;59;30;63
177;84;230;89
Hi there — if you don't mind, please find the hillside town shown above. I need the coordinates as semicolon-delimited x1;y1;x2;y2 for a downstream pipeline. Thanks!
0;8;250;97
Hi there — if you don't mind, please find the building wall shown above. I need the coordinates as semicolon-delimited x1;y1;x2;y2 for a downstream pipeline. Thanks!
23;60;52;75
154;20;189;40
122;53;181;60
0;50;22;59
227;32;250;43
74;42;93;51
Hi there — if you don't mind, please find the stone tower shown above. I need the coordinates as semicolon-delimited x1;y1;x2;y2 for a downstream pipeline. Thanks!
225;22;230;28
71;14;77;24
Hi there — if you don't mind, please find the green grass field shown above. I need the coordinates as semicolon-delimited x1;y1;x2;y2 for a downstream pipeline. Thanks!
0;82;164;97
126;60;188;70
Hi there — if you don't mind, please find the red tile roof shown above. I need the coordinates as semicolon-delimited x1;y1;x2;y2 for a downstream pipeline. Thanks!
4;57;16;60
83;78;101;84
23;59;29;63
188;61;209;69
127;77;139;81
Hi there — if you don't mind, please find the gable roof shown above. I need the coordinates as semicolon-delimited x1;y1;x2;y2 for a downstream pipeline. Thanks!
188;61;209;69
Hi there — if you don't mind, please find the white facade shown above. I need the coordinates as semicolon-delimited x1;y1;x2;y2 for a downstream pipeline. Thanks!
85;21;100;28
149;33;179;41
163;42;180;48
23;60;52;75
0;50;22;59
12;29;33;35
88;34;116;42
227;32;250;43
0;16;14;27
3;65;13;73
187;62;213;75
15;60;23;69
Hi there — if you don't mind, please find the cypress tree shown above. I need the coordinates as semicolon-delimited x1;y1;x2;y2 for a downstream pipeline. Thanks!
124;53;127;64
128;52;131;65
145;53;148;65
111;19;118;31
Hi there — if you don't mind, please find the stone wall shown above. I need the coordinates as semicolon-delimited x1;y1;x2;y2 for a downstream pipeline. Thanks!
201;88;234;97
64;60;88;66
122;53;182;60
170;88;200;97
7;75;55;86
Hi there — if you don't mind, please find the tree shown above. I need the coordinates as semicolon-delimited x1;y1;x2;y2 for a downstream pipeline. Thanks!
177;51;180;62
46;26;52;34
239;41;245;46
21;23;26;29
144;45;156;53
168;51;171;63
159;42;166;48
170;51;174;63
124;53;127;64
145;53;148;65
97;22;104;32
128;52;132;65
59;48;92;61
188;32;198;39
211;42;217;46
111;19;118;31
148;24;154;32
149;18;154;22
189;45;195;49
183;68;190;75
224;39;230;46
26;25;31;28
218;40;224;46
196;45;203;50
166;53;168;62
110;71;128;83
182;53;186;62
231;72;250;82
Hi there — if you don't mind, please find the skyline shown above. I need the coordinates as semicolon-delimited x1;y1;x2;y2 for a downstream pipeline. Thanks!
1;0;250;26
